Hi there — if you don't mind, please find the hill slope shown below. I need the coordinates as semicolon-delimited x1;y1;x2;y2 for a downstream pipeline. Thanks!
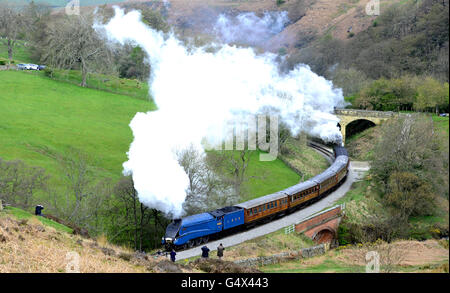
0;70;154;187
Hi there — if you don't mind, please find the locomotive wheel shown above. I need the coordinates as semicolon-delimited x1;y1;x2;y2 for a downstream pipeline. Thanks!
195;238;202;246
202;236;209;244
187;240;194;248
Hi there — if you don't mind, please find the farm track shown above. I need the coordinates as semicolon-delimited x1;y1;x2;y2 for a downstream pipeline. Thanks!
175;143;370;260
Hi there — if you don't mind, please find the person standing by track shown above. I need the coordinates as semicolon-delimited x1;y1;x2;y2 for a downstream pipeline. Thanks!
217;243;225;260
201;246;210;258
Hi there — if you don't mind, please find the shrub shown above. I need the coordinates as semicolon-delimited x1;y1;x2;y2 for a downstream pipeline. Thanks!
0;59;6;66
43;67;54;78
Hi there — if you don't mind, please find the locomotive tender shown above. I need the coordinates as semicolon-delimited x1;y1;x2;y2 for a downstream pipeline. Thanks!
162;145;349;250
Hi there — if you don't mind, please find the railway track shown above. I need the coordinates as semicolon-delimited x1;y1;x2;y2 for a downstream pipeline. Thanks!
307;141;335;163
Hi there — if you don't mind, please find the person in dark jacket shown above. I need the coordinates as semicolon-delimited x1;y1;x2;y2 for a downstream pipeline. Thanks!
201;246;210;258
170;249;176;262
217;243;225;259
35;205;44;216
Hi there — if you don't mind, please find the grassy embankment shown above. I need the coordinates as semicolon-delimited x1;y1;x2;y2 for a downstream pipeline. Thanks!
0;206;152;273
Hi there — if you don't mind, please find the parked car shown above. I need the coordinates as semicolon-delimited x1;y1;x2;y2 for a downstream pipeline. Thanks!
439;113;449;117
17;64;27;70
27;64;39;70
16;63;45;70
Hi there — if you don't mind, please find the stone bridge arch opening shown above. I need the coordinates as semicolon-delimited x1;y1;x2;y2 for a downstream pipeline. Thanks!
345;119;376;141
312;227;336;244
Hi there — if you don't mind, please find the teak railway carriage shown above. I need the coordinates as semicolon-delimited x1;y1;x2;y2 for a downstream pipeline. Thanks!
162;145;350;250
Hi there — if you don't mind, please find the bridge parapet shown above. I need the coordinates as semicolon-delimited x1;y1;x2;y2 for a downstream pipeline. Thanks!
295;205;344;245
334;108;397;118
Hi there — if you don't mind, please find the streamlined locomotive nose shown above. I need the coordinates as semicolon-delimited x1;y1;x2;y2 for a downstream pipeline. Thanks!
163;219;182;249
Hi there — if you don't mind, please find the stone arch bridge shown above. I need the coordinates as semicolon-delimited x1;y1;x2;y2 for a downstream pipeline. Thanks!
334;109;398;144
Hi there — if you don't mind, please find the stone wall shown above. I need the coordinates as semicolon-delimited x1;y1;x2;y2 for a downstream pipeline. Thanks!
233;243;327;267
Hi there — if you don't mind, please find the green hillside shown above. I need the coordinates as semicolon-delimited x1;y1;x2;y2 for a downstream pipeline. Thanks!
0;70;155;187
2;206;73;233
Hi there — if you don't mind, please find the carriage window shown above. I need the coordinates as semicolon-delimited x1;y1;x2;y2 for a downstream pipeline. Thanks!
259;207;262;212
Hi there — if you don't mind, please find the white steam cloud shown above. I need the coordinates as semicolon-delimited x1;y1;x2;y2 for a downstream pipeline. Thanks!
214;11;289;47
97;7;344;218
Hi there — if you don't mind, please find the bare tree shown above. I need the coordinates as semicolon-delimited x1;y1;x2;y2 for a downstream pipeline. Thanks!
206;149;256;198
0;158;48;208
41;13;111;87
59;151;91;221
114;175;154;251
177;145;238;215
0;4;27;68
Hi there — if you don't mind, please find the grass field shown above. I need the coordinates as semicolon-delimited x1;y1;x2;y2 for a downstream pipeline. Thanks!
241;150;302;201
0;70;155;189
432;115;450;135
41;69;150;100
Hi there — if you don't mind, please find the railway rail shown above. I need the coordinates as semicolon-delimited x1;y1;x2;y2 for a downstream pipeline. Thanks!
307;141;335;163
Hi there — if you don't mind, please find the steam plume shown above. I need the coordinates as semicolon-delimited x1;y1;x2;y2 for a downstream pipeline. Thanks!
97;7;344;218
213;11;289;47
